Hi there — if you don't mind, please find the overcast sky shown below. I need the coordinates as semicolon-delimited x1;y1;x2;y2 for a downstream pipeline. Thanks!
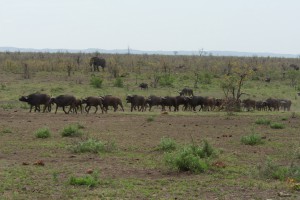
0;0;299;54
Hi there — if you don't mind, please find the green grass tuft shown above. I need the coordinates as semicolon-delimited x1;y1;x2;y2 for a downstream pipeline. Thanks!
35;127;51;138
241;134;264;145
157;137;177;152
71;139;116;153
61;124;83;137
255;118;271;125
270;122;285;129
69;172;99;188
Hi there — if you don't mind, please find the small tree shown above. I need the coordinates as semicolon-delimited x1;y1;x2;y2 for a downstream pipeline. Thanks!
220;62;253;111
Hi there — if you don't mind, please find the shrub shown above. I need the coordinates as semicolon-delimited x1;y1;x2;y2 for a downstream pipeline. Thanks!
71;139;116;153
241;134;264;145
255;118;271;125
165;146;209;173
90;76;103;88
165;140;215;173
61;124;83;137
35;127;51;138
113;77;124;88
69;172;99;188
270;122;285;129
158;137;177;152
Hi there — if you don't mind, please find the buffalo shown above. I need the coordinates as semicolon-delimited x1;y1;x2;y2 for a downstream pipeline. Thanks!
145;95;162;111
242;98;256;111
82;96;104;114
139;83;148;90
89;57;106;71
186;96;205;111
203;97;216;111
278;99;292;111
255;101;267;111
50;95;77;114
19;93;51;113
101;95;124;113
175;96;189;111
161;96;178;112
264;98;280;111
126;95;146;112
179;88;193;96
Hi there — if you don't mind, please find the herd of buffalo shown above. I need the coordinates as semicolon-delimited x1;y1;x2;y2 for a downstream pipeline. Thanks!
18;87;292;114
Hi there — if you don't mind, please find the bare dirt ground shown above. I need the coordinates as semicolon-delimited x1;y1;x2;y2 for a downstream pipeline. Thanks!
0;108;299;199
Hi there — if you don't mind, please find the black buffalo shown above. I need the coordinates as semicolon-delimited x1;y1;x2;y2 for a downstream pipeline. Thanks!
186;96;205;111
139;83;148;90
242;98;256;111
101;95;124;113
126;95;146;112
161;96;178;112
175;96;189;111
145;95;162;111
82;96;104;114
255;101;267;111
264;98;280;111
19;93;51;113
179;88;193;96
89;57;106;71
278;99;292;111
50;95;77;114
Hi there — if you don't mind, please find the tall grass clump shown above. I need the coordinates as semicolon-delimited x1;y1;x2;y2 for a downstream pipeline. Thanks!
270;122;285;129
255;118;271;125
61;124;83;137
69;172;99;188
165;140;216;173
157;137;177;152
90;76;103;88
71;139;116;153
241;134;264;145
35;127;51;138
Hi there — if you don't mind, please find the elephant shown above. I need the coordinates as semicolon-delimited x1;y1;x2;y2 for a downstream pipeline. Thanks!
89;57;106;71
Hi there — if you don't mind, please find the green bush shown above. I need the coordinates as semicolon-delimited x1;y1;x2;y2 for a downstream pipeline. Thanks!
113;77;124;88
61;124;83;137
270;122;285;129
90;76;103;88
35;127;51;138
255;118;271;125
241;134;264;145
165;140;215;173
158;137;177;152
71;139;116;153
69;172;99;188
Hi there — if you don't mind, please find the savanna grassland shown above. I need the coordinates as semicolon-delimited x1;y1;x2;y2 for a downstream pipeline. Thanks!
0;52;299;199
